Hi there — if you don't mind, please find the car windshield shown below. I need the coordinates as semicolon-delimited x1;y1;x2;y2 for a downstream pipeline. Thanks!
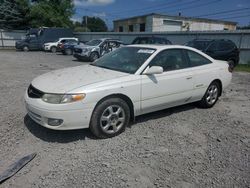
186;41;211;51
92;47;156;74
86;39;102;46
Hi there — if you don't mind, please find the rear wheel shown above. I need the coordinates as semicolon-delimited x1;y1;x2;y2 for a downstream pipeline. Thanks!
50;46;57;53
65;49;72;55
90;98;130;138
199;81;220;108
90;52;99;62
228;59;235;69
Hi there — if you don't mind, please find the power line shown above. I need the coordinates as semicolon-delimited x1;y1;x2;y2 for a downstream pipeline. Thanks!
110;0;202;16
220;14;250;20
194;7;250;18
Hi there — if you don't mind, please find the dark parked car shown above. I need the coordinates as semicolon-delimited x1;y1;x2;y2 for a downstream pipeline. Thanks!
15;27;74;51
61;41;84;55
132;36;172;45
185;39;239;67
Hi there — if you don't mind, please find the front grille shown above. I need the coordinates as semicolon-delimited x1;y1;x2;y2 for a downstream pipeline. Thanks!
74;48;82;53
27;85;44;98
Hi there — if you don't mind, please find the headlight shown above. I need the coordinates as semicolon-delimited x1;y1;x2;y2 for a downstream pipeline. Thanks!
82;48;90;53
42;93;85;104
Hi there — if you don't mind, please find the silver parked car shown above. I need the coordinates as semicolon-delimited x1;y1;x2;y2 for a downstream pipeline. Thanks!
73;38;124;62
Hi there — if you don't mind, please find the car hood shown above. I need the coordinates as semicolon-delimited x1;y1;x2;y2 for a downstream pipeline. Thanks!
31;65;128;93
44;42;56;46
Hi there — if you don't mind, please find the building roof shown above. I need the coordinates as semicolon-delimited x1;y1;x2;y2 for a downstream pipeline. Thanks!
113;13;237;25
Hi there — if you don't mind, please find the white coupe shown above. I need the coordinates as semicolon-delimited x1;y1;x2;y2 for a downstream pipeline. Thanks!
25;45;232;138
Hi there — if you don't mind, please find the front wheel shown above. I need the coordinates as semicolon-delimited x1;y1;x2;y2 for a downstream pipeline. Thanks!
23;46;29;52
89;52;99;62
50;46;57;53
90;98;130;138
199;82;220;108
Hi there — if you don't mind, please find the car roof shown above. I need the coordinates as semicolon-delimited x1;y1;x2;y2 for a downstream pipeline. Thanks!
128;44;195;51
191;39;233;43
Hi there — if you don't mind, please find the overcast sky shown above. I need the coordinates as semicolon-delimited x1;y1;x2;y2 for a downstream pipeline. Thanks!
72;0;250;28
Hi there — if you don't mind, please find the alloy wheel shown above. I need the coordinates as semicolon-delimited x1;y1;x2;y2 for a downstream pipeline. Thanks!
206;84;218;105
100;105;125;134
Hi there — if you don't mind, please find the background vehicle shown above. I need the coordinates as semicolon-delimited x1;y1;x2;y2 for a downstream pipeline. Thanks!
15;28;74;51
185;39;239;67
44;38;78;53
74;38;124;61
61;41;85;55
25;45;232;138
132;36;172;45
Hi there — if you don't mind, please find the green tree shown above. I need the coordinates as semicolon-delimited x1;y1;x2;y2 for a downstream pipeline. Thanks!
82;16;108;32
0;0;30;29
29;0;74;28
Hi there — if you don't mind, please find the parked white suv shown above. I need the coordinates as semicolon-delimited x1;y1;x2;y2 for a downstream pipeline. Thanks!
44;38;78;53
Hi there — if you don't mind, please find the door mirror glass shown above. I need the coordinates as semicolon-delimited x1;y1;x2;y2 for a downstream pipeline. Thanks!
143;66;163;75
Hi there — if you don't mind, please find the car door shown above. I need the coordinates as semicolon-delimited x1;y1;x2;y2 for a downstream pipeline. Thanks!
28;36;40;50
184;49;217;101
140;49;195;114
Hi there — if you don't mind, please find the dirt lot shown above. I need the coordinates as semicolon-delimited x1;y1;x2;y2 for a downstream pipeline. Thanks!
0;51;249;188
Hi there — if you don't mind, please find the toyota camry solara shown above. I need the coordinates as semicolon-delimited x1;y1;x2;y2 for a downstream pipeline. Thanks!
25;45;232;138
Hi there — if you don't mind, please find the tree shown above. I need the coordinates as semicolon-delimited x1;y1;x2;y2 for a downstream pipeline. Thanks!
237;23;250;30
0;0;30;29
0;0;74;29
29;0;74;28
82;16;108;32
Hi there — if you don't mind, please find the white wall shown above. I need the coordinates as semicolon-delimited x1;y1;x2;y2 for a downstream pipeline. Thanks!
187;21;225;31
152;17;182;32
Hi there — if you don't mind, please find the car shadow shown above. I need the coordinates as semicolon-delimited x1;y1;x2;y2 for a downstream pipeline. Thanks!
24;115;96;143
132;103;197;126
24;103;197;142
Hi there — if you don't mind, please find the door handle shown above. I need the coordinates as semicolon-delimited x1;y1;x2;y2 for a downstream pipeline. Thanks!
186;76;192;80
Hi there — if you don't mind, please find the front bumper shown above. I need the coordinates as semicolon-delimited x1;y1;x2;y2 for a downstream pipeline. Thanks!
24;91;94;130
44;46;50;51
73;53;91;60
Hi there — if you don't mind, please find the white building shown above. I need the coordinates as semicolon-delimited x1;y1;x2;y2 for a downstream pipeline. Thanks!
113;13;237;32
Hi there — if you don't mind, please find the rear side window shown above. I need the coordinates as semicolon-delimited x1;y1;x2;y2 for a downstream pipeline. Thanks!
154;38;171;44
186;50;212;67
218;41;235;51
149;49;188;71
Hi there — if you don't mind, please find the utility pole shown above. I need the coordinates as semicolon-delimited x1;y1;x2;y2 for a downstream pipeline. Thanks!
85;16;88;32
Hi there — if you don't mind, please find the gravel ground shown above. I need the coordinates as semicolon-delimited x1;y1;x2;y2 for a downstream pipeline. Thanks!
0;51;249;188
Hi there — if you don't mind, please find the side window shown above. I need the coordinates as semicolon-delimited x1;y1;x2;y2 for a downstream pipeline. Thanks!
207;42;218;51
149;49;188;71
186;50;212;67
154;38;166;44
218;41;234;51
61;40;66;43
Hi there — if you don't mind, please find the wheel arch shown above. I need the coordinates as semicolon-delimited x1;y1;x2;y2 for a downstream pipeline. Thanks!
50;45;57;50
211;79;222;96
92;93;135;122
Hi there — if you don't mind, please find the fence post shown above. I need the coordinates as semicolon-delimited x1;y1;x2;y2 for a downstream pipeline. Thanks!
0;30;4;48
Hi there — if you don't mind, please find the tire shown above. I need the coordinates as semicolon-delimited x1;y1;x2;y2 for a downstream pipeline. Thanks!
50;46;57;53
228;59;235;69
90;98;130;138
65;49;72;55
199;81;221;108
22;46;29;52
89;52;99;62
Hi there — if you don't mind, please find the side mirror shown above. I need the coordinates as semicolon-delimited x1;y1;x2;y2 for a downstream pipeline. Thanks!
143;66;163;75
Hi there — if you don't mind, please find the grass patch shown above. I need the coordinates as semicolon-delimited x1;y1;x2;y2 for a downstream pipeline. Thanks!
234;64;250;73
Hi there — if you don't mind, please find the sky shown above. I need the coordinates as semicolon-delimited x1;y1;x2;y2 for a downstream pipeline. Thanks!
72;0;250;29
